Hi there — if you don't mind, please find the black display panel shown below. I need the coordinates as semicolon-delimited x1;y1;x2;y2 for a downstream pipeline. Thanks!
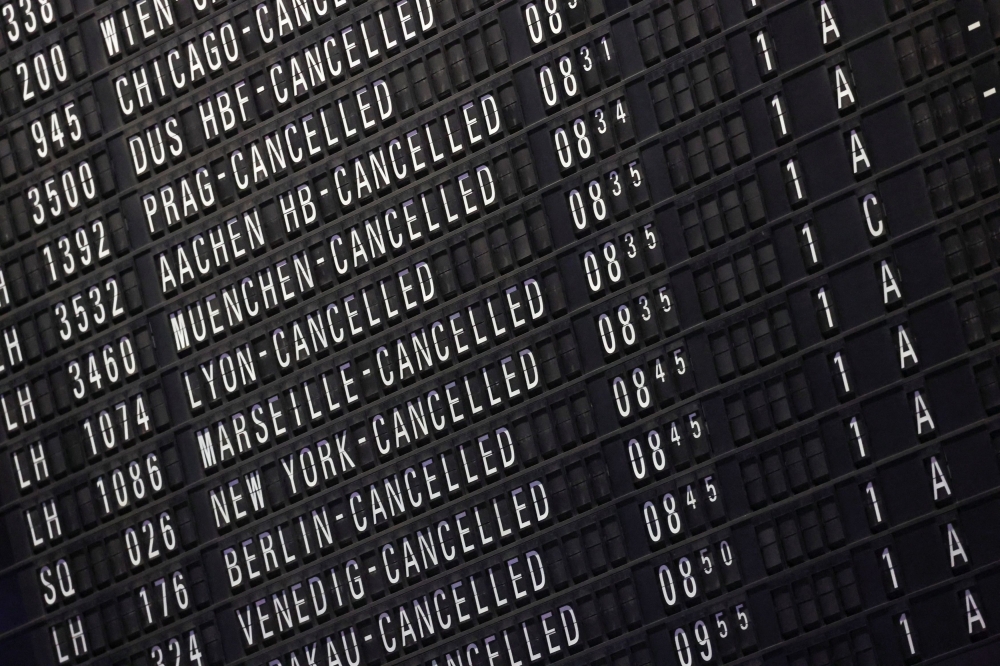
1;0;1000;664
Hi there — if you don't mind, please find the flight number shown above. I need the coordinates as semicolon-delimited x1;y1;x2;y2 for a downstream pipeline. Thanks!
39;219;113;284
123;510;177;569
66;333;139;401
15;41;71;102
150;631;205;666
2;0;57;45
81;391;153;457
53;275;125;342
29;100;83;159
93;452;164;517
137;570;191;626
26;159;98;224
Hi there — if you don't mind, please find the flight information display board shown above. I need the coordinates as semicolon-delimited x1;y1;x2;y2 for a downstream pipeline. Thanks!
1;0;1000;664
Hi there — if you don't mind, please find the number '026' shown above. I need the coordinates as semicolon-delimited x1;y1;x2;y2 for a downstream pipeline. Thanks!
123;510;177;569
